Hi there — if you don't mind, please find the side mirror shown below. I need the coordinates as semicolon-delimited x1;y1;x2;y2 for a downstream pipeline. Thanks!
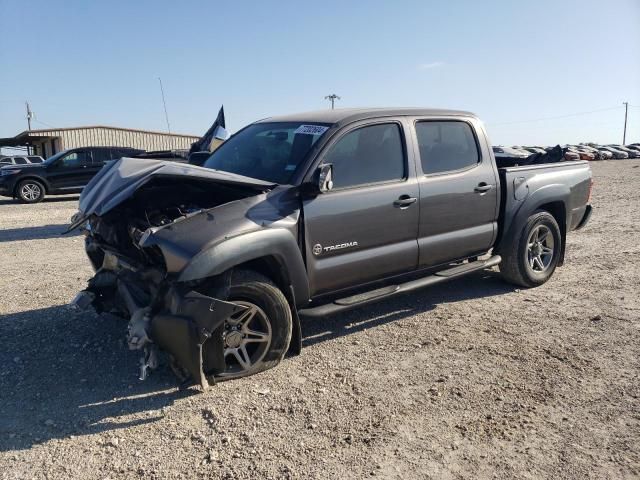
317;164;334;192
188;151;211;167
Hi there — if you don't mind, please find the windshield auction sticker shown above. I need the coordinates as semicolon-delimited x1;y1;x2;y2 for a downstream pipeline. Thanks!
294;125;329;136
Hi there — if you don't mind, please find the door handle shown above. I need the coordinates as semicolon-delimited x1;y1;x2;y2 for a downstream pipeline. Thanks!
474;183;494;193
393;195;417;208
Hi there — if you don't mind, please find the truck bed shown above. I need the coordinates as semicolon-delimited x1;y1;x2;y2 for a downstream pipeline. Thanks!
498;160;592;246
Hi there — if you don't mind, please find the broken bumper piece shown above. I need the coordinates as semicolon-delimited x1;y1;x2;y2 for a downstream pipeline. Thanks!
150;292;246;390
75;277;247;390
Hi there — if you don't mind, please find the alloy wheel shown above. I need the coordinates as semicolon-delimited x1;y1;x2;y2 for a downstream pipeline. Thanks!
20;183;41;201
219;301;272;378
526;225;554;273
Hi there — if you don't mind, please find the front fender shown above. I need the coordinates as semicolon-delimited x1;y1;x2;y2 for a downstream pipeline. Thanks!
178;228;310;306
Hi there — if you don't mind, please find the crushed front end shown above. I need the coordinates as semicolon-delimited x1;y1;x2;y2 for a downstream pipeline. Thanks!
69;158;277;389
75;239;245;389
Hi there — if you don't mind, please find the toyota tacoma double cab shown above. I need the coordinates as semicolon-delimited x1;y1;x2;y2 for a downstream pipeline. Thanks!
69;108;593;389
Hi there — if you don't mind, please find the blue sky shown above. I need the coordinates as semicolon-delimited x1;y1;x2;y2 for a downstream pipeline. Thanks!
1;0;639;149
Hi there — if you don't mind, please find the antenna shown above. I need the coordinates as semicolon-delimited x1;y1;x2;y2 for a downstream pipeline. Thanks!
158;77;171;134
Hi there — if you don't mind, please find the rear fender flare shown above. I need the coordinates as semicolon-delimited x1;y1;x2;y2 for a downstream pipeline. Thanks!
496;184;569;260
178;228;310;307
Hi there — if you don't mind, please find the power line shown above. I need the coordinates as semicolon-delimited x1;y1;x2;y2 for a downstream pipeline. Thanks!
488;106;623;126
33;119;55;129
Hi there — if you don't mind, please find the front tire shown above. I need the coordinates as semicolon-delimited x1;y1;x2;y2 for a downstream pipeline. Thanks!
208;270;292;380
16;179;45;203
500;210;562;288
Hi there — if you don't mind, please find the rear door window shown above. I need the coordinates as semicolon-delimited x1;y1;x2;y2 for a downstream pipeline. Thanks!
415;121;480;175
59;151;92;168
323;123;406;189
91;149;110;164
14;157;28;165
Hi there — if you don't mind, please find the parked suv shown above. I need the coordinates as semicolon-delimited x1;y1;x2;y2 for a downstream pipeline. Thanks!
0;146;142;203
70;108;593;389
0;155;45;165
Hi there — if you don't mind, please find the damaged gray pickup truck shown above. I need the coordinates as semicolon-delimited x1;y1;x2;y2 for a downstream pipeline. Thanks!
70;108;593;389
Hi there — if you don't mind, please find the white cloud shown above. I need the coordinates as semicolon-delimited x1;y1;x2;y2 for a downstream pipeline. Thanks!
417;61;444;70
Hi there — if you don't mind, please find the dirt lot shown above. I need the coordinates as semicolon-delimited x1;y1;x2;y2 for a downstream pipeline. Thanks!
0;160;638;480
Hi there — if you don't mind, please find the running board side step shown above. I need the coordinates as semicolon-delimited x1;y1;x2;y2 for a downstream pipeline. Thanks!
299;255;501;319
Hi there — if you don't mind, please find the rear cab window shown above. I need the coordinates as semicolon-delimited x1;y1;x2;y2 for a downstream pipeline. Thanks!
415;121;480;175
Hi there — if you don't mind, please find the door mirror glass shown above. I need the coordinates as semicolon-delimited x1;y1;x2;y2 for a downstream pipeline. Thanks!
317;163;334;192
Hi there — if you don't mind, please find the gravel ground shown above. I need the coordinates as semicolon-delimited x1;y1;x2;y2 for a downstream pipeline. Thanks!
0;160;639;480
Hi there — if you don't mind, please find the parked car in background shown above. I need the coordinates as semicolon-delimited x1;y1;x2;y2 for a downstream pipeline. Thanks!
598;146;628;159
568;147;595;161
612;145;640;158
492;146;529;158
624;144;640;153
0;146;143;203
563;150;581;161
0;155;45;165
578;145;604;160
593;148;613;160
524;147;547;154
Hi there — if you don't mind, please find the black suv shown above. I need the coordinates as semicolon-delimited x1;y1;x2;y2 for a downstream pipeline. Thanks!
0;146;142;203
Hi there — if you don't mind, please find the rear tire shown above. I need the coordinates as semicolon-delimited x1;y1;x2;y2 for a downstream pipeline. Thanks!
16;179;45;203
499;210;562;288
209;270;292;380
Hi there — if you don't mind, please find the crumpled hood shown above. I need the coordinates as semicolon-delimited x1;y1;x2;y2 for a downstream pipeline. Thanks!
77;158;276;218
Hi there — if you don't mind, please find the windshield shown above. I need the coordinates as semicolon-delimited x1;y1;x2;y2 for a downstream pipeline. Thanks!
43;149;71;165
202;122;330;183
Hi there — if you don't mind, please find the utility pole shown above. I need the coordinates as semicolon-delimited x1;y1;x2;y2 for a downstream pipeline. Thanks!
25;101;33;131
158;77;171;134
324;94;341;110
25;101;33;154
623;102;628;145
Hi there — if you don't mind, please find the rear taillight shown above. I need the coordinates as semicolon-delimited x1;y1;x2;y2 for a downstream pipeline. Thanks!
587;179;594;203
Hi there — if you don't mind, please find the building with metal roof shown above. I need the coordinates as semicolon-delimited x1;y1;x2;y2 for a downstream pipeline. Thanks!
0;125;200;158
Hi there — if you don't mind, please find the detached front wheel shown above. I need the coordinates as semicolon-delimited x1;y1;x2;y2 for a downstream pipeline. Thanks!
500;210;562;288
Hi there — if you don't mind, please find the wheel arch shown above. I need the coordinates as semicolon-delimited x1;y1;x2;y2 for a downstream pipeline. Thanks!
13;175;50;196
496;184;569;265
536;201;567;265
231;256;304;355
178;228;310;307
